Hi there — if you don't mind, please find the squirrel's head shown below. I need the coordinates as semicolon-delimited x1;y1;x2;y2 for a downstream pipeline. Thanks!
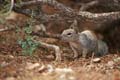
60;29;79;42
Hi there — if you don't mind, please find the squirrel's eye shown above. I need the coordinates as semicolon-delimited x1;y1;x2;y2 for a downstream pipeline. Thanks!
67;33;72;35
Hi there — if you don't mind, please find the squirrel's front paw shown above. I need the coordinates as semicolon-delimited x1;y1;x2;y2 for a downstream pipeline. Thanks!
82;53;87;58
55;57;62;61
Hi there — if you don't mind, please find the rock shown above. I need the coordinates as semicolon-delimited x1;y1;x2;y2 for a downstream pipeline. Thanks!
1;61;9;67
46;55;54;59
38;65;46;73
26;62;40;70
106;61;114;69
8;55;14;59
93;58;101;63
33;24;46;33
47;64;54;73
5;77;15;80
55;68;74;73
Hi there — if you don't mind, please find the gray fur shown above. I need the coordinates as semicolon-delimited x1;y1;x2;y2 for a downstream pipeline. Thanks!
96;40;108;56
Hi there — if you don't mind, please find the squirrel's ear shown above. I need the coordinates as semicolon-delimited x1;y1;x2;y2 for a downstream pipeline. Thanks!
69;20;79;33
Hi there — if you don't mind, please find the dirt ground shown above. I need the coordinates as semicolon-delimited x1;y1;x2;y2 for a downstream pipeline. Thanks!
1;0;120;80
0;30;120;80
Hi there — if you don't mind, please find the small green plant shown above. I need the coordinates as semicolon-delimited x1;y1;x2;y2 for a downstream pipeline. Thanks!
18;21;38;56
18;36;38;56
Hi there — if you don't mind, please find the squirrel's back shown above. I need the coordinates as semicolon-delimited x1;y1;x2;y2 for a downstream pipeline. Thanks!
79;30;108;56
80;30;97;40
79;30;98;51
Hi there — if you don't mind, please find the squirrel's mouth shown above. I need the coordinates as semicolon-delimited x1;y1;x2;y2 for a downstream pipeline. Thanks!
60;36;69;42
61;38;68;42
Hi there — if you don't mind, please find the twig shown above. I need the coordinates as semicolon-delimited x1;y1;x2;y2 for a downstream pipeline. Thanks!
8;0;14;13
0;27;8;32
32;32;61;39
90;52;95;65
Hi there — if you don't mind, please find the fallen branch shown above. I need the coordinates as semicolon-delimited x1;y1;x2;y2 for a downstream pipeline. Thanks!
13;0;120;33
33;39;62;61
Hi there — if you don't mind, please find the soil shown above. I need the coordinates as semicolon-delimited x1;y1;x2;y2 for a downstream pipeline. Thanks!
0;30;120;80
0;0;120;79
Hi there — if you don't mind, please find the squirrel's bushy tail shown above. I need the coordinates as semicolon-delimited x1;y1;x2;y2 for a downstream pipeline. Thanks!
96;40;108;57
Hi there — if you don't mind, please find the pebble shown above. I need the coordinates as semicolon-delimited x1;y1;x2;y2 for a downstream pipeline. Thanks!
26;62;40;70
93;58;101;63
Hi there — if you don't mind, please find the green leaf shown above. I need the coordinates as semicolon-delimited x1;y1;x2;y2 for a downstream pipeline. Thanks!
21;42;27;49
24;27;32;34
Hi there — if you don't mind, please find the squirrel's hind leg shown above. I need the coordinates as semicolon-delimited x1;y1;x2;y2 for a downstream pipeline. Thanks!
82;48;88;58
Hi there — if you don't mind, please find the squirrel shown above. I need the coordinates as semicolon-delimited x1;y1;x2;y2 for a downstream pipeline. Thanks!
60;28;108;58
